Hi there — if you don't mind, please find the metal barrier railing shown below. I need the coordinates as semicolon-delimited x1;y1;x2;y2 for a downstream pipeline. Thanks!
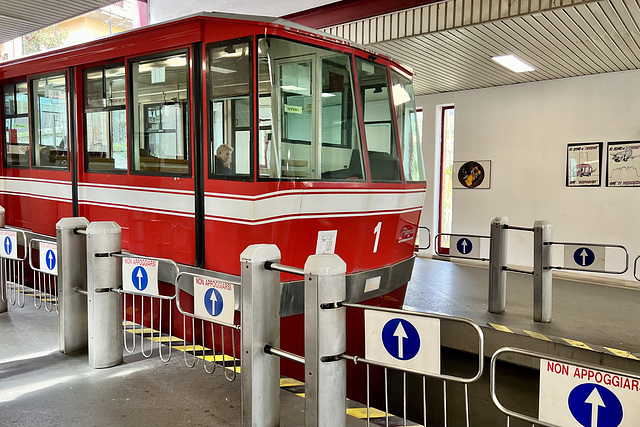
434;232;491;261
175;271;240;380
28;238;59;312
1;227;28;308
546;241;629;274
415;226;432;251
108;252;178;363
341;303;485;427
491;347;640;427
635;255;640;282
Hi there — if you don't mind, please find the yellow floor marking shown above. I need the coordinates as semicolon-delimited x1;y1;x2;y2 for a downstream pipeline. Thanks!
198;354;236;362
563;338;593;350
128;328;156;334
346;407;387;418
523;330;552;341
489;323;513;333
296;393;305;398
123;321;137;326
280;378;305;388
151;336;182;343
226;365;241;373
173;345;206;352
604;347;640;360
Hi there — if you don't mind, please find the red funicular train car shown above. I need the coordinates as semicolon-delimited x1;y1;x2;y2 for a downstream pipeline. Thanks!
0;13;426;396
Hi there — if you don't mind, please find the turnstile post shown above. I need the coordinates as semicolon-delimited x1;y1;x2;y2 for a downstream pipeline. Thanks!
0;206;6;314
86;221;123;368
534;220;553;322
489;217;508;314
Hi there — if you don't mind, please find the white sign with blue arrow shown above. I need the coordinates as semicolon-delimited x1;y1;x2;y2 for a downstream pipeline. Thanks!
452;236;481;258
364;310;440;374
39;242;58;275
193;278;235;326
0;230;18;260
564;245;606;271
539;359;640;426
122;258;159;296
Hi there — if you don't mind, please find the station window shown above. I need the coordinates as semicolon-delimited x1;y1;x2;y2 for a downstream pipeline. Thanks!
83;65;127;172
207;39;252;178
257;37;364;180
31;74;69;168
391;71;425;182
3;81;29;167
130;51;190;175
356;59;401;182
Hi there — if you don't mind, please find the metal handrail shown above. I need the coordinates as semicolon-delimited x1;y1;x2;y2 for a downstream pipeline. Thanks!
1;227;28;308
28;238;59;312
634;255;640;282
546;241;629;274
341;302;485;384
434;232;491;262
415;226;432;251
490;346;640;427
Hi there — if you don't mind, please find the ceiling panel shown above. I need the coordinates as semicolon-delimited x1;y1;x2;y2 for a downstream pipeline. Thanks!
324;0;640;95
0;0;119;44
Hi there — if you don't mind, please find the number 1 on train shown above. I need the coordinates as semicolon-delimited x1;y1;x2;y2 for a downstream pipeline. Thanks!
373;222;382;253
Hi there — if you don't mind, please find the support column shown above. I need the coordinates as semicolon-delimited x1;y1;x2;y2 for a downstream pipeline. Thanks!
240;244;281;427
86;221;123;369
304;254;347;427
533;220;553;323
488;217;508;314
56;217;90;354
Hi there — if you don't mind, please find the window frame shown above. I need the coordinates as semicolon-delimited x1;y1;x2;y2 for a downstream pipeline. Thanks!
82;63;128;174
2;80;30;169
206;36;254;181
127;48;192;177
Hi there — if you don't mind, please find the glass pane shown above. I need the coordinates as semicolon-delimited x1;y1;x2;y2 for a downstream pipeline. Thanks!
208;41;252;178
105;67;126;107
3;85;14;116
391;71;425;182
15;82;28;115
86;110;127;171
357;59;401;181
320;55;364;180
32;75;68;168
131;53;189;175
85;67;125;109
84;70;104;108
5;117;30;167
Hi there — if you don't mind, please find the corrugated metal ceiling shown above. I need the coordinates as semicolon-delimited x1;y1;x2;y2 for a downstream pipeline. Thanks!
0;0;119;44
323;0;640;95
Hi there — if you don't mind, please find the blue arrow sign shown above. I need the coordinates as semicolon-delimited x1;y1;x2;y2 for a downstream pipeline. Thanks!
381;318;420;361
46;249;56;271
573;247;596;267
568;383;623;427
4;236;11;256
131;266;148;291
457;238;472;255
204;288;224;317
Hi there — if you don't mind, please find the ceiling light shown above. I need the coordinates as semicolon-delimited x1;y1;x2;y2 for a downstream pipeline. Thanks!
492;55;534;73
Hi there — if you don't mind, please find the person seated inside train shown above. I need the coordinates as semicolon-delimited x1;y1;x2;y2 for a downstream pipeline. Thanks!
214;144;234;175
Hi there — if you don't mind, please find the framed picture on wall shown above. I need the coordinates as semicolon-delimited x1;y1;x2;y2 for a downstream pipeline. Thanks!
606;141;640;187
453;160;491;189
566;142;602;187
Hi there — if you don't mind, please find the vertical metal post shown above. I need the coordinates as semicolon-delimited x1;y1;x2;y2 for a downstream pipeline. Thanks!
488;217;508;314
86;221;123;369
0;206;6;314
533;220;553;323
56;217;90;354
240;244;281;427
304;254;347;427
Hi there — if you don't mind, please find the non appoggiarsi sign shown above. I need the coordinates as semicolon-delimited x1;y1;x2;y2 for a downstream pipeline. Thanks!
122;258;159;296
539;359;640;427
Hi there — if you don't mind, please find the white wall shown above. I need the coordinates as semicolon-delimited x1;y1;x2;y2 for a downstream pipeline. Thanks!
148;0;338;23
417;69;640;282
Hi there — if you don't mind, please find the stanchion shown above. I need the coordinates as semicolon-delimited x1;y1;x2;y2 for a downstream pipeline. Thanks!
56;217;90;354
0;206;6;314
304;254;347;427
533;220;553;322
86;221;123;369
488;217;508;314
240;244;281;427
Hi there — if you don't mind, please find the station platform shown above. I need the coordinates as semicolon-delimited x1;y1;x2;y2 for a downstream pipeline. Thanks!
406;256;640;369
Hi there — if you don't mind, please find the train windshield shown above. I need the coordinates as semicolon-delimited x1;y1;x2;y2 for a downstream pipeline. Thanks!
257;37;366;180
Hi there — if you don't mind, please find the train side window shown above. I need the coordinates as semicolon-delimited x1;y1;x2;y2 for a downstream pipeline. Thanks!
130;52;190;175
391;71;425;182
207;40;252;179
3;81;30;168
31;74;69;169
356;59;402;182
257;37;364;181
83;66;127;172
